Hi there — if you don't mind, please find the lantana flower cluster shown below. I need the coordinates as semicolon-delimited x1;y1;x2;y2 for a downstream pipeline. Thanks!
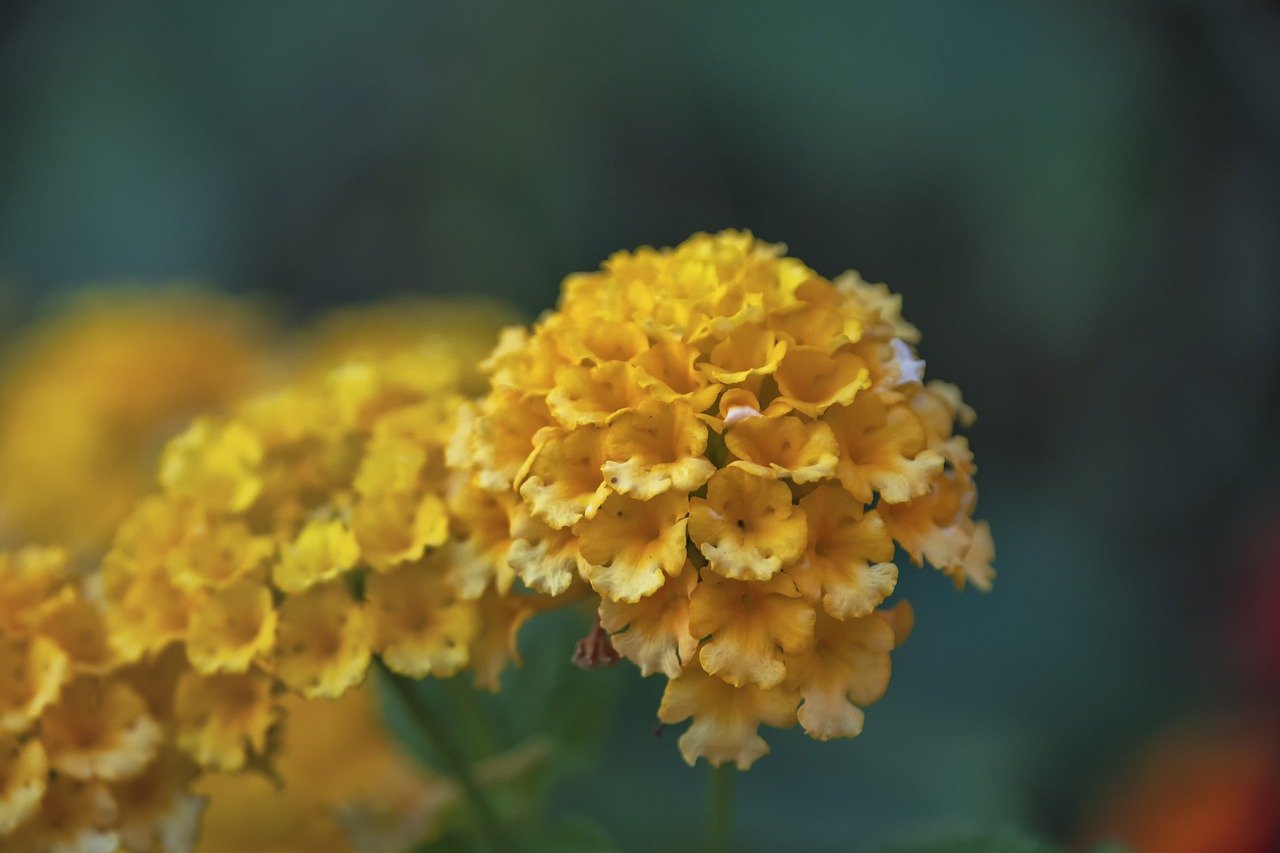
453;231;994;768
99;338;537;781
0;289;270;552
0;546;204;850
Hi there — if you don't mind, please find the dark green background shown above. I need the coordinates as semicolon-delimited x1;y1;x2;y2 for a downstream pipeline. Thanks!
2;2;1278;850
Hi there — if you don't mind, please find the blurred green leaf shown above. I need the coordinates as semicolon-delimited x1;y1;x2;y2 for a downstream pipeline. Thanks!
519;814;618;852
886;826;1066;853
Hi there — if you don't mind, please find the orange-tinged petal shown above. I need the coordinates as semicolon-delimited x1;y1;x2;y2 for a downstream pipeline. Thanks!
657;666;798;769
786;486;897;619
507;509;580;597
726;415;839;483
557;320;650;364
576;492;689;603
353;492;449;572
704;324;787;384
469;590;534;692
689;468;807;581
825;393;943;504
956;520;996;592
599;564;698;678
785;611;896;741
546;362;645;427
774;346;870;417
467;391;556;492
602;400;715;499
690;574;814;689
634;337;721;411
879;468;980;580
518;427;610;529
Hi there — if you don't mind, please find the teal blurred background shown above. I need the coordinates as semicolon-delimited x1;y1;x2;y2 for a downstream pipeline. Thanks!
2;2;1279;850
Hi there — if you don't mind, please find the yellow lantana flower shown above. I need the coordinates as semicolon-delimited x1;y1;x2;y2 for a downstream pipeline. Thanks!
455;230;995;768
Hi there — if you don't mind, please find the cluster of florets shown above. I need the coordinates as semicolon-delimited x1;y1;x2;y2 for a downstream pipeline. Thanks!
98;338;535;783
0;546;204;850
453;230;994;768
0;289;269;552
0;295;520;851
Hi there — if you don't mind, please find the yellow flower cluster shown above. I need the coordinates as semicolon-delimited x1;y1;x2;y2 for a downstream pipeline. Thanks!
0;545;205;850
0;293;522;851
454;231;994;768
99;336;536;781
0;289;270;552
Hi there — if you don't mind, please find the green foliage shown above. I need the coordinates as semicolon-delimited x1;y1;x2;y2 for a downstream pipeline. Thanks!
378;604;625;850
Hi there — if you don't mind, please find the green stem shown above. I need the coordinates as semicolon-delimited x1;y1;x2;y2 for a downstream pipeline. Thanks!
376;661;511;851
709;763;736;853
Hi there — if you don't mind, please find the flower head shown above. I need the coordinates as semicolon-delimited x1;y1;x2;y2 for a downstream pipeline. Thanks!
457;231;994;767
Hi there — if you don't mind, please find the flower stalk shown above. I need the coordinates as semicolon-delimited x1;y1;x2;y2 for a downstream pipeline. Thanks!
709;763;736;853
376;661;512;851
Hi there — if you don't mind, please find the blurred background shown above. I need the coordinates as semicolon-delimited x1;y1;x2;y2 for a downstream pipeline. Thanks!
1;1;1278;850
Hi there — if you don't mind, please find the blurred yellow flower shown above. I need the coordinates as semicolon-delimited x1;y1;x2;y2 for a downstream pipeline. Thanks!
0;289;270;550
0;546;204;847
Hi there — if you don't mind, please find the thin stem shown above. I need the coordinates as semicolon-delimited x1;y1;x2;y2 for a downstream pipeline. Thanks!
376;661;511;851
708;763;736;853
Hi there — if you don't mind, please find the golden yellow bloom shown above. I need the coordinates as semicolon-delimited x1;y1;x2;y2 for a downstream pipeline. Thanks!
272;581;371;700
159;418;265;515
784;608;902;741
185;582;277;675
657;666;799;770
0;636;69;733
785;486;897;620
689;468;808;582
174;671;278;772
825;391;942;505
40;676;163;781
0;289;269;550
456;230;995;768
519;427;611;528
724;415;839;483
93;305;544;827
598;565;698;679
575;492;689;603
273;517;361;594
0;547;204;846
0;735;47;835
367;561;478;679
690;573;814;690
602;400;715;499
